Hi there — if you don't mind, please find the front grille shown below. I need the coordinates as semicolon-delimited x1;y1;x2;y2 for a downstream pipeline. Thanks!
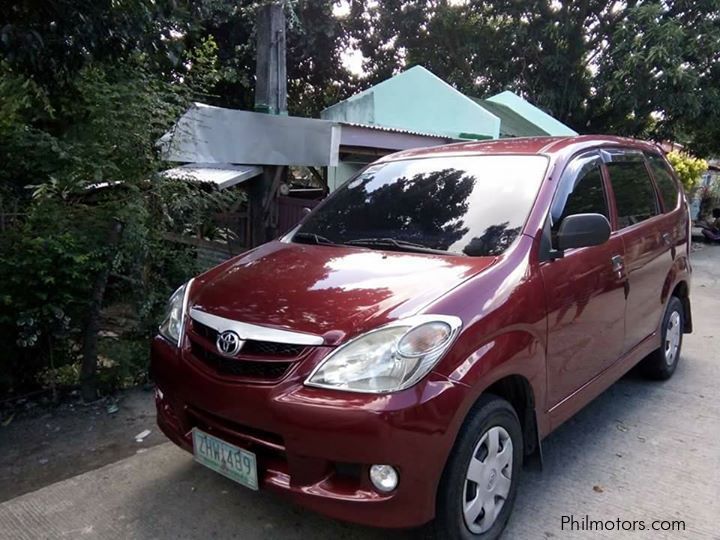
192;320;218;341
190;341;292;380
242;340;306;357
191;320;307;358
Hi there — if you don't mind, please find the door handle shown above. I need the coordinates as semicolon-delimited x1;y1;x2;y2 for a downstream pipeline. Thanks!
612;255;629;299
662;232;672;245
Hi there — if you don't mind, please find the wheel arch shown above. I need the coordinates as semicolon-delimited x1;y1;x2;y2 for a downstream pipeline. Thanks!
435;316;549;488
660;253;692;333
483;374;541;464
671;280;692;333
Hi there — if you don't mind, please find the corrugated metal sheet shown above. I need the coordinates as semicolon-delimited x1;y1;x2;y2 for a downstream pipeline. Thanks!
339;121;448;139
161;163;262;190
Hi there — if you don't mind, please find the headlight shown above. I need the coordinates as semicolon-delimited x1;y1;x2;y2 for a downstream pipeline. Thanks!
305;315;461;393
159;279;194;347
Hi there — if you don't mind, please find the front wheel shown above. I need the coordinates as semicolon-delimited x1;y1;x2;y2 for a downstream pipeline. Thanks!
641;296;684;380
434;395;523;540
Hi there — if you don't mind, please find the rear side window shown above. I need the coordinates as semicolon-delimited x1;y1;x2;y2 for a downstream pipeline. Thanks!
606;160;659;228
551;154;609;232
646;153;680;211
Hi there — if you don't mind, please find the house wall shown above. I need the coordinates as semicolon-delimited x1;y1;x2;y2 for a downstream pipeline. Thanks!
322;92;375;125
327;161;364;192
486;91;578;136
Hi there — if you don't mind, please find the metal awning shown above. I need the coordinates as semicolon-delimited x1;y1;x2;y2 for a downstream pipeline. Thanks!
161;163;263;190
158;103;341;166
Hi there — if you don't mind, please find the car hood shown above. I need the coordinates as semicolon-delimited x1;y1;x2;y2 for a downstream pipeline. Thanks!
190;241;496;344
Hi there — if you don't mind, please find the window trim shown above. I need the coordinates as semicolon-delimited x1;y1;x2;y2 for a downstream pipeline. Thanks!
539;150;614;261
548;151;611;231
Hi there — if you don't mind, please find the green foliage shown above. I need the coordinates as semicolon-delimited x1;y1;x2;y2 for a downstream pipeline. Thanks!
96;337;153;392
185;36;223;95
153;178;246;239
346;0;720;156
0;0;184;85
0;205;100;393
168;0;356;116
37;363;81;391
666;151;709;192
0;25;197;397
34;337;151;394
3;0;720;399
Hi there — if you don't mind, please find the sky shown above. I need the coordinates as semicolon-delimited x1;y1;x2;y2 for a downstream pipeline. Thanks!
333;1;365;76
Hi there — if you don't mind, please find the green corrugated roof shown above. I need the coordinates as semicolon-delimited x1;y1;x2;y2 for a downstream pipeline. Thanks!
470;97;550;138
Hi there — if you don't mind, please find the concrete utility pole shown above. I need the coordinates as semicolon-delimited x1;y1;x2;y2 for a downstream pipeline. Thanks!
250;2;287;247
254;2;287;115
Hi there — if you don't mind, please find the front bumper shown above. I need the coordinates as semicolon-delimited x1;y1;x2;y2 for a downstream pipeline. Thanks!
151;336;469;528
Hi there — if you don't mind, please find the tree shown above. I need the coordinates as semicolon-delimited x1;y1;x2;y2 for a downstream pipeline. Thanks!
0;0;359;399
0;0;184;89
0;1;196;399
173;0;356;116
346;0;720;156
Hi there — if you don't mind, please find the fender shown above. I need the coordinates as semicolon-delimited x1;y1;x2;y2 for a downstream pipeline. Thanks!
435;328;549;467
447;330;545;401
659;253;692;333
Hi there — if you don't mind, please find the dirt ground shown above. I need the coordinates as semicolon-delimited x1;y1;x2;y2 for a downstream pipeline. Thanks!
0;387;161;502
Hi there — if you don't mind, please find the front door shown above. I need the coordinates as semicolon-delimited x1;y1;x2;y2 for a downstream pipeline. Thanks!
540;152;627;408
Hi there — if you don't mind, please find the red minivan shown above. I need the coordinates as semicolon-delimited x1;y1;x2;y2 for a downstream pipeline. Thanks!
152;136;691;539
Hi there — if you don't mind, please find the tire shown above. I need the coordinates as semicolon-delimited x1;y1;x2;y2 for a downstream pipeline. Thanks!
641;296;684;380
434;395;523;540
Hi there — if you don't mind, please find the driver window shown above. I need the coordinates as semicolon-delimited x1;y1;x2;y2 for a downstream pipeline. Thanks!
551;156;610;235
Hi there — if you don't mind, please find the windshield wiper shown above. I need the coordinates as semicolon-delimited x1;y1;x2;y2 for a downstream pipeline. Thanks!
344;237;459;256
293;232;338;246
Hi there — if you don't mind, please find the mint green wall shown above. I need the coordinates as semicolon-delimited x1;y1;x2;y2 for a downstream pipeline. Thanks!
328;161;363;191
322;66;500;139
486;91;578;136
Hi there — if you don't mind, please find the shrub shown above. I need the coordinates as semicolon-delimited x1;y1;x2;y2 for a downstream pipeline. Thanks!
0;205;100;394
666;151;709;193
0;60;196;399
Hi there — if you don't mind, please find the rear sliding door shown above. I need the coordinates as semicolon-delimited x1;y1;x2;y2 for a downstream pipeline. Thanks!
602;149;671;353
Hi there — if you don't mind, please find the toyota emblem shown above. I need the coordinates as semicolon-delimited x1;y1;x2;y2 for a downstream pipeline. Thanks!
216;330;244;356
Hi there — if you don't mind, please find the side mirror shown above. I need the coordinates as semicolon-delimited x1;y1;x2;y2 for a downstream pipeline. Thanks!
555;213;611;254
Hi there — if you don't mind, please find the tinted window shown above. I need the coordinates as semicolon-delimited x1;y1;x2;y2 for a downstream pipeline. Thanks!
295;155;548;256
646;153;680;211
551;156;609;232
606;160;659;228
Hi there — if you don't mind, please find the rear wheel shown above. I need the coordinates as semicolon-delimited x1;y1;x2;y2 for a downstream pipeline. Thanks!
434;395;523;540
641;296;684;380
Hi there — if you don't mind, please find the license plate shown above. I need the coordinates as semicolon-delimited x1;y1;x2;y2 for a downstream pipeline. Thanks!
192;428;258;490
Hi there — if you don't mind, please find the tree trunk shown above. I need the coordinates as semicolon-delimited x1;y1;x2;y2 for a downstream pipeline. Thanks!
80;218;123;402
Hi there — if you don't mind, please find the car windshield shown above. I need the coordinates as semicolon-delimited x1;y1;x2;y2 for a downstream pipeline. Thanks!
294;155;548;256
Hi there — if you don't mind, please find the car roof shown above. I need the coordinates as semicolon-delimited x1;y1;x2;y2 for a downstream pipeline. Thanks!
379;135;662;163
